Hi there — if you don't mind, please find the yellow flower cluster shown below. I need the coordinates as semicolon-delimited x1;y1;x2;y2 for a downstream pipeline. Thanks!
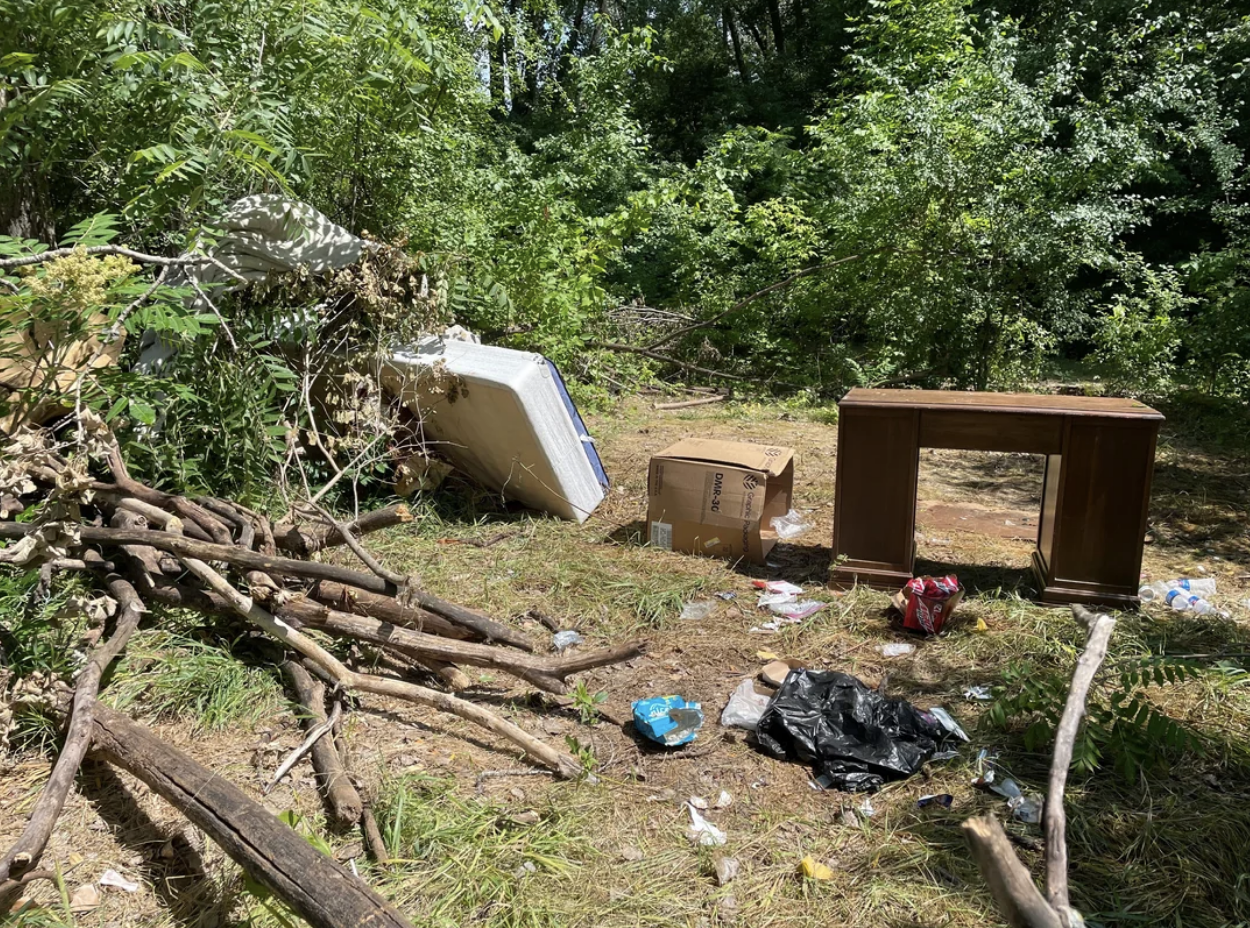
23;252;138;313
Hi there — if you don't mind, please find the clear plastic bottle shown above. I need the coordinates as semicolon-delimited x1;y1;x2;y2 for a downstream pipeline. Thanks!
1165;589;1218;615
1139;578;1217;602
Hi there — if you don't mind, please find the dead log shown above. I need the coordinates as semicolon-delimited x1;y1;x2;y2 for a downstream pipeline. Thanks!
174;555;582;778
1046;604;1116;922
92;445;233;544
280;661;363;828
0;523;535;651
88;703;414;928
0;575;144;900
654;395;727;410
274;504;413;556
285;597;570;693
311;580;532;651
141;581;639;695
308;582;475;641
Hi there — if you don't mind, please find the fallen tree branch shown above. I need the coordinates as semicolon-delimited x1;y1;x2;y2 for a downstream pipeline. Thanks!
298;500;407;588
281;661;364;828
0;521;534;649
593;342;751;382
0;575;144;897
642;251;883;352
964;604;1117;928
89;703;414;928
0;245;248;279
176;555;582;778
311;580;532;651
1047;605;1117;923
142;580;638;695
273;504;412;556
962;817;1063;928
266;700;342;796
654;395;727;410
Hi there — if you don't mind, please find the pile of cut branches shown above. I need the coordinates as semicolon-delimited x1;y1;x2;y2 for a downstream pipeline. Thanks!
0;414;641;926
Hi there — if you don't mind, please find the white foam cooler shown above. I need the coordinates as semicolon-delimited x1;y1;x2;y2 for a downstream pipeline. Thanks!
382;338;609;522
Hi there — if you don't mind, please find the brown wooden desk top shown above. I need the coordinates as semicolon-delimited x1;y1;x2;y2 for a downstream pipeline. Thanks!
839;388;1163;421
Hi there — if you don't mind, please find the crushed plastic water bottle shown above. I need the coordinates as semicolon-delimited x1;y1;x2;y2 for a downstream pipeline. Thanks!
680;601;717;621
770;509;813;541
1140;578;1216;602
553;630;584;651
1165;589;1219;615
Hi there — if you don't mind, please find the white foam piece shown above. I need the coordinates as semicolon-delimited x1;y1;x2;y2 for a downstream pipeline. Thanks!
382;339;608;522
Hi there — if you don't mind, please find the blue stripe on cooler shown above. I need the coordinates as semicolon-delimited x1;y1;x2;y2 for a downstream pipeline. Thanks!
544;358;610;491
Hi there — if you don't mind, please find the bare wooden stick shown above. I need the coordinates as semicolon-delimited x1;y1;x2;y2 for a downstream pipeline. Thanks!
298;500;407;587
273;504;412;556
88;703;414;928
964;604;1117;928
0;575;144;896
361;803;389;863
0;522;529;645
175;555;581;779
311;580;533;651
141;581;636;694
1047;605;1116;923
280;661;364;827
266;701;342;795
962;816;1063;928
654;395;727;410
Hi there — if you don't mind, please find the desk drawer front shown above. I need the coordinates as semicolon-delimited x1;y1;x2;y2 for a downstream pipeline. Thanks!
919;410;1063;454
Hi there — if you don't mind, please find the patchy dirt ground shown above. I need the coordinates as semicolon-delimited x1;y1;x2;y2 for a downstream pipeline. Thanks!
6;394;1250;927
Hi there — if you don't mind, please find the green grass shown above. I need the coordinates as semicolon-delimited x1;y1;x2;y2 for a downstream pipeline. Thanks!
103;628;285;731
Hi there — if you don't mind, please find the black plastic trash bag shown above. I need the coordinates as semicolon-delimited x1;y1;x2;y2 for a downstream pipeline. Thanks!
755;670;953;792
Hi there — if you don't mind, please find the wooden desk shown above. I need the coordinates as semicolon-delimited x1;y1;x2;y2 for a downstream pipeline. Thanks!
830;389;1163;607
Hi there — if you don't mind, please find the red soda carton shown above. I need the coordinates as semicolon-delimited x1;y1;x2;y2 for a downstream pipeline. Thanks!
902;575;963;635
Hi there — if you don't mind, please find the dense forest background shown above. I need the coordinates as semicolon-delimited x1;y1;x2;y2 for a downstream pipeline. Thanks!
2;0;1248;493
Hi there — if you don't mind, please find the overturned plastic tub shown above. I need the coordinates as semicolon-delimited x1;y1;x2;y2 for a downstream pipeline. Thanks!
381;338;609;522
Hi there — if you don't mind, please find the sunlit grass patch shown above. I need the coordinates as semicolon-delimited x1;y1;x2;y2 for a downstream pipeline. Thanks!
104;629;284;731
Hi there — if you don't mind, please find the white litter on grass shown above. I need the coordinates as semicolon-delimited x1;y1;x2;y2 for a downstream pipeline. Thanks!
769;600;826;620
879;642;916;657
688;795;709;810
99;870;140;893
686;804;727;846
929;707;970;742
680;601;717;621
552;630;583;651
758;591;797;608
714;790;733;809
770;509;813;540
721;679;772;730
858;798;876;818
964;685;993;701
750;616;804;633
753;580;804;595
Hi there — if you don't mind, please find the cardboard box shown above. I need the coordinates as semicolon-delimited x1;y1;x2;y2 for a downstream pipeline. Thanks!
646;438;795;564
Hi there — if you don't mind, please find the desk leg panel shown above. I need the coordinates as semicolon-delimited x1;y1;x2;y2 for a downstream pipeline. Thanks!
831;407;919;588
1042;418;1158;604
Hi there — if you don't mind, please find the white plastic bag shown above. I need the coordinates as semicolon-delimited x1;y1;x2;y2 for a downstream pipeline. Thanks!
720;679;773;730
770;509;813;540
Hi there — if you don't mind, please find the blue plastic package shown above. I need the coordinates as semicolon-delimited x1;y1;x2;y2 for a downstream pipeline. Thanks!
632;695;704;747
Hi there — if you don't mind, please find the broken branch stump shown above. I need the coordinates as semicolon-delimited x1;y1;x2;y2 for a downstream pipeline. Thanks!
280;661;364;828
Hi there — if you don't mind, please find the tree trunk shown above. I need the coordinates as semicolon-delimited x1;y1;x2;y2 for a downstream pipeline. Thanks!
766;0;785;55
88;704;414;928
725;7;748;82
